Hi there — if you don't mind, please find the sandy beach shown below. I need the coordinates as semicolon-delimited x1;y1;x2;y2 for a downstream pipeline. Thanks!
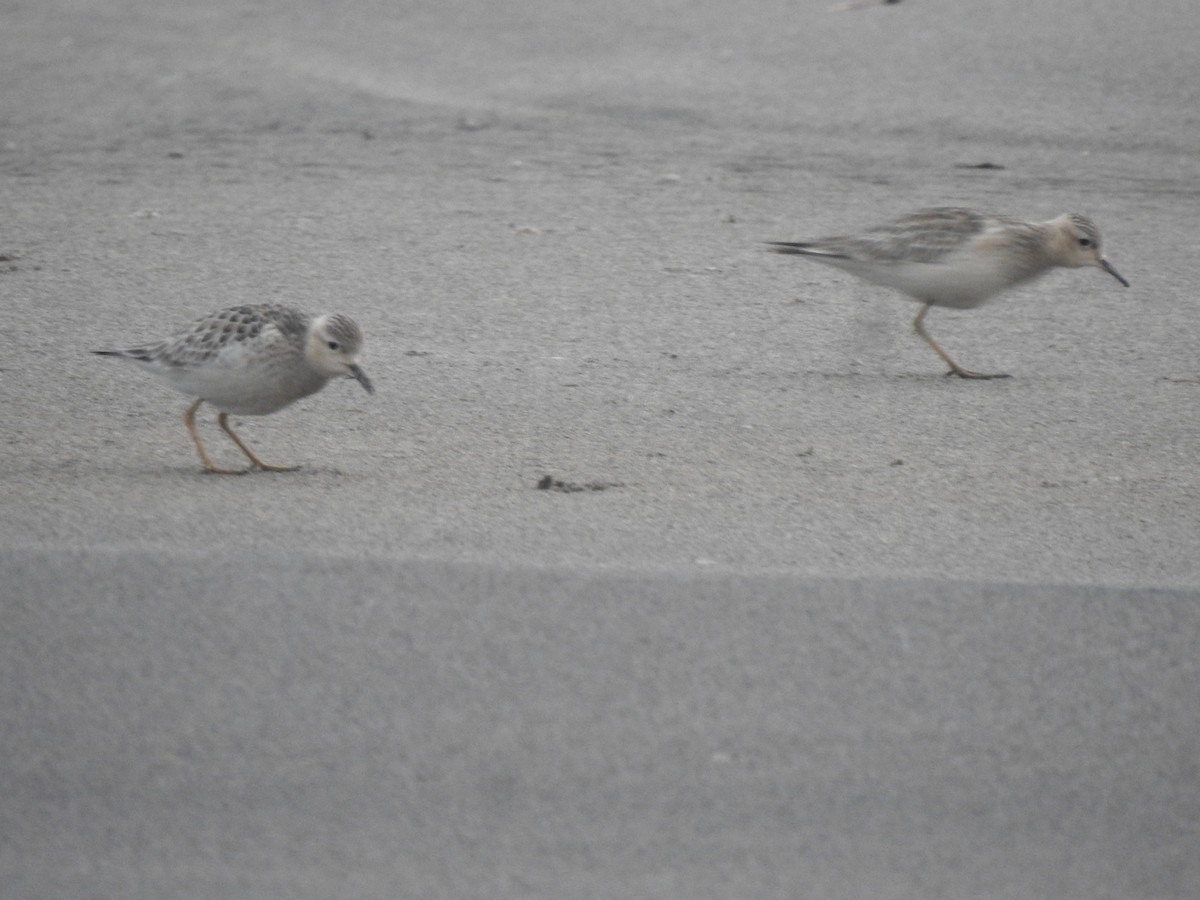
3;1;1199;896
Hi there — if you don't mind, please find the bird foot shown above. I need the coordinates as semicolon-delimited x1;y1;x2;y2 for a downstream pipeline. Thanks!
201;463;250;475
944;367;1011;380
251;462;301;473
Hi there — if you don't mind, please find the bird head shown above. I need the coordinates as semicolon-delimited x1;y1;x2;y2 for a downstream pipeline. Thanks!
307;314;374;393
1052;214;1129;287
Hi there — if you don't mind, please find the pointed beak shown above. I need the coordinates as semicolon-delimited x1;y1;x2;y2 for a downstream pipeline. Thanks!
1100;257;1129;287
349;363;374;395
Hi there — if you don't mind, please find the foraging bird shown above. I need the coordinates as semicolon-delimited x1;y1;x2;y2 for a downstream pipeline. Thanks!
769;207;1129;378
95;303;373;473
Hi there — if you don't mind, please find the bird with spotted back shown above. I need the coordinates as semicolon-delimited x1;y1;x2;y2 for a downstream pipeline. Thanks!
94;303;374;474
769;207;1129;378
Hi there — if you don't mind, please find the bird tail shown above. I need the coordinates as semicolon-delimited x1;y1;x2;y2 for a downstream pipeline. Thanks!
93;348;153;362
766;241;848;259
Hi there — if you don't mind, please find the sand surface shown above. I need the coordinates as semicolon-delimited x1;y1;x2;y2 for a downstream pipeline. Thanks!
2;1;1199;897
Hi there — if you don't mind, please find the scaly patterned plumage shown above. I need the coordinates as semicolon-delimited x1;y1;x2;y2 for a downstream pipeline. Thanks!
95;303;373;473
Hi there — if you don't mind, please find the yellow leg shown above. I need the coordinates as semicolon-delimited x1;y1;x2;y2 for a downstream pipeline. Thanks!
218;413;299;472
912;303;1010;380
184;400;245;474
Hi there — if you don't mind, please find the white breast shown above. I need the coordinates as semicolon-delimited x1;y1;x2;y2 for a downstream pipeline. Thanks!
834;250;1050;310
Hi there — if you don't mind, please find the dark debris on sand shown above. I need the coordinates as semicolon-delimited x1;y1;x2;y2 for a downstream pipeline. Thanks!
537;475;624;493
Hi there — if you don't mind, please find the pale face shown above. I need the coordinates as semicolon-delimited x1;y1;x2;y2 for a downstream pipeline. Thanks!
306;314;374;393
1052;214;1129;286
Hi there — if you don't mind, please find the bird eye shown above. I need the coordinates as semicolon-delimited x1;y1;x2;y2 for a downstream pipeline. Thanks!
327;341;340;351
1078;237;1092;248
